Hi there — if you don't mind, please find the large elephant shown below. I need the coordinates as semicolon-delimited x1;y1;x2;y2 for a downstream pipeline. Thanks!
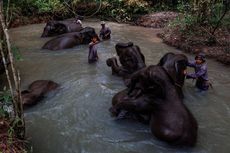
42;27;99;50
110;65;197;146
106;42;146;85
41;20;83;37
157;52;188;98
21;80;59;108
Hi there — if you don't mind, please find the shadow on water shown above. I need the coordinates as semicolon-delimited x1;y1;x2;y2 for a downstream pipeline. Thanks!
9;20;230;153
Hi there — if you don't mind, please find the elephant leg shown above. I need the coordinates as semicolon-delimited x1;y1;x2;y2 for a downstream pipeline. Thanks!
111;96;151;116
110;100;151;124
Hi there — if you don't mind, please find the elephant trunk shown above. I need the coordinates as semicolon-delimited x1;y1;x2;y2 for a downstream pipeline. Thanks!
106;57;121;75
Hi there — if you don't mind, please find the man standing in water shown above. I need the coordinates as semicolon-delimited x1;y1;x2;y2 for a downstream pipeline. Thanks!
99;21;111;40
184;52;210;90
88;35;100;64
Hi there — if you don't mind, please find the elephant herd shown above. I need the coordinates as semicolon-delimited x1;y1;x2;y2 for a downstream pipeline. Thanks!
41;20;99;50
107;43;197;147
21;20;197;147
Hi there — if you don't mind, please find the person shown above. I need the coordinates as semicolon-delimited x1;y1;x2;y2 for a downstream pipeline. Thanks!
88;35;100;64
74;16;82;26
184;52;210;90
99;21;111;40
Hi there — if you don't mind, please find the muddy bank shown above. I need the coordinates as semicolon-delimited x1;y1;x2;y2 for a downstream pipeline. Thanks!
135;11;230;65
157;27;230;65
135;11;179;28
10;14;54;28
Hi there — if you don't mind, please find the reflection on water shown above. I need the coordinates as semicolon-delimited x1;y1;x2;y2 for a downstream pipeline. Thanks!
9;20;230;153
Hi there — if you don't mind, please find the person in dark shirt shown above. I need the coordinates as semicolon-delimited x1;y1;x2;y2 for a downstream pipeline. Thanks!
99;21;111;40
184;53;209;90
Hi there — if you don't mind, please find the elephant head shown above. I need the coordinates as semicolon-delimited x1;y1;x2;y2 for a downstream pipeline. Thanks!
21;80;59;108
158;52;188;88
41;21;68;37
21;90;42;108
80;27;100;44
115;42;146;73
128;66;168;99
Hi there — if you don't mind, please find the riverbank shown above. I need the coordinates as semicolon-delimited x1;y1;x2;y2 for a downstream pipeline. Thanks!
157;26;230;65
10;14;53;28
0;118;27;152
134;12;230;65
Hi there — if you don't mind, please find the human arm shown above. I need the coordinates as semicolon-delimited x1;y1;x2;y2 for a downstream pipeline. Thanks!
186;66;207;79
89;40;100;47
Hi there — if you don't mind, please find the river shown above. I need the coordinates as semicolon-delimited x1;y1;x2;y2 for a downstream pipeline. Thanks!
9;19;230;153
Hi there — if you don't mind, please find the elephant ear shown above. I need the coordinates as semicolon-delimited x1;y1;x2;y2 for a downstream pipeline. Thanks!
162;54;188;87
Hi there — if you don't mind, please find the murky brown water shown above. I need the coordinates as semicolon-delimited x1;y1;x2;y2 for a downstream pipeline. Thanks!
9;19;230;153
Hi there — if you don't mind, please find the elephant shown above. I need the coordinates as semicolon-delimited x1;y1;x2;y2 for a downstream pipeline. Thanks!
106;42;146;85
41;20;83;37
42;27;100;50
21;80;59;108
157;52;188;98
110;65;198;146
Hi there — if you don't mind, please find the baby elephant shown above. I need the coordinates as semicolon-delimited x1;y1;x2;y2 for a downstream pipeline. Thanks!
21;80;59;108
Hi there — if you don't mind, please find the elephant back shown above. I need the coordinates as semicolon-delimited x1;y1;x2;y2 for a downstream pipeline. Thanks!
28;80;59;96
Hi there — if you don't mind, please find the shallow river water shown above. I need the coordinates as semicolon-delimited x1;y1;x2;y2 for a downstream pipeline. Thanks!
9;20;230;153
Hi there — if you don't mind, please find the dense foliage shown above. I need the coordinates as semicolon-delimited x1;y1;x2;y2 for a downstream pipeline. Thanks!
2;0;228;26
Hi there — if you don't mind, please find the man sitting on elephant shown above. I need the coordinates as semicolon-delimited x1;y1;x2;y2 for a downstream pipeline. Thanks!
106;42;146;85
74;16;83;26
